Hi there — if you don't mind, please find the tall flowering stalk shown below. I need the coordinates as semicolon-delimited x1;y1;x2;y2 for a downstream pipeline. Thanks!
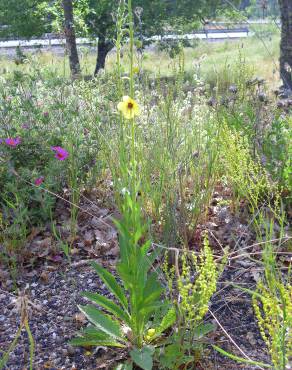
115;0;139;201
128;0;136;195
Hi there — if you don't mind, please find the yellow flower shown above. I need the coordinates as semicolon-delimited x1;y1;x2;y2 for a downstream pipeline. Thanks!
133;66;140;74
145;328;156;342
147;328;156;337
117;96;140;120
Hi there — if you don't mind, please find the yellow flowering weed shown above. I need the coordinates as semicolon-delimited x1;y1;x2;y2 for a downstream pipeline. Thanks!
117;96;140;120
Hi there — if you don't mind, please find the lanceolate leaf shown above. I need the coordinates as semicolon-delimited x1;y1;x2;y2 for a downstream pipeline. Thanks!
142;285;164;307
212;345;272;368
144;247;162;271
140;240;151;256
69;337;125;348
91;262;128;310
78;304;124;341
80;326;111;339
139;303;168;322
82;292;131;325
69;326;126;347
143;272;162;300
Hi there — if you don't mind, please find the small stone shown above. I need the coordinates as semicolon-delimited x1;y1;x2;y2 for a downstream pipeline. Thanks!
55;336;63;344
246;331;257;346
67;345;76;356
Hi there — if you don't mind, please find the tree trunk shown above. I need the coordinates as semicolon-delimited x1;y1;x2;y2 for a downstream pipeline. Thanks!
62;0;80;77
94;37;112;75
279;0;292;91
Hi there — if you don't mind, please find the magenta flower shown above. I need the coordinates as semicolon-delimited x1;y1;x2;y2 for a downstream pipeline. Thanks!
51;146;69;161
34;176;44;186
5;137;21;147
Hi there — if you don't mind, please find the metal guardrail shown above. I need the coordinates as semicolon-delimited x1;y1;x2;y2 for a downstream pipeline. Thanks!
0;29;251;49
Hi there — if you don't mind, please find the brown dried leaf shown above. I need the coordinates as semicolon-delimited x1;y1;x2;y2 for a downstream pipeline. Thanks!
40;270;49;284
74;312;87;327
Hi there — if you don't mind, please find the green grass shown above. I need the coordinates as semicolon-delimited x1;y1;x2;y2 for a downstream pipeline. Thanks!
0;34;281;89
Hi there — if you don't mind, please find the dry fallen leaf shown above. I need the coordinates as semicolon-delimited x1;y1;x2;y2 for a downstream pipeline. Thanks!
74;312;87;327
40;270;49;283
70;247;80;255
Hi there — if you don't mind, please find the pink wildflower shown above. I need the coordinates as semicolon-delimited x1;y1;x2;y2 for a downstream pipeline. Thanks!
5;137;21;147
34;176;44;186
51;146;69;161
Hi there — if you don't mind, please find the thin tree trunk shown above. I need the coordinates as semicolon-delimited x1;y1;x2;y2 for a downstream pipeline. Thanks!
94;36;112;75
62;0;80;77
279;0;292;91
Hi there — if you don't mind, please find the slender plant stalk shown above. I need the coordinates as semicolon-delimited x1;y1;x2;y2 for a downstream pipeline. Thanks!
24;319;35;370
0;326;22;369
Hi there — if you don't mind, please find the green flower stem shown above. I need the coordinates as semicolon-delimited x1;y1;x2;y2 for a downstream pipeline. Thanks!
128;0;134;98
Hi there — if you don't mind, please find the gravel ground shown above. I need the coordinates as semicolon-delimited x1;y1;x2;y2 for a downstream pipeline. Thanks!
0;263;126;370
0;259;271;370
0;189;273;369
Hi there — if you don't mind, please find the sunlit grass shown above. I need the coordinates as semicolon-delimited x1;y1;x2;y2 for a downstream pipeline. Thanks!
0;35;280;89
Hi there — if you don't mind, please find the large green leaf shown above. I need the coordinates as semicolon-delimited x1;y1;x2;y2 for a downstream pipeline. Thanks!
130;346;155;370
159;343;182;368
78;304;124;341
82;292;130;325
115;362;133;370
91;262;128;310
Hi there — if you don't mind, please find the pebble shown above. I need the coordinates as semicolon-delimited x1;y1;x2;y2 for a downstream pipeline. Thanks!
0;245;271;370
67;345;76;356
